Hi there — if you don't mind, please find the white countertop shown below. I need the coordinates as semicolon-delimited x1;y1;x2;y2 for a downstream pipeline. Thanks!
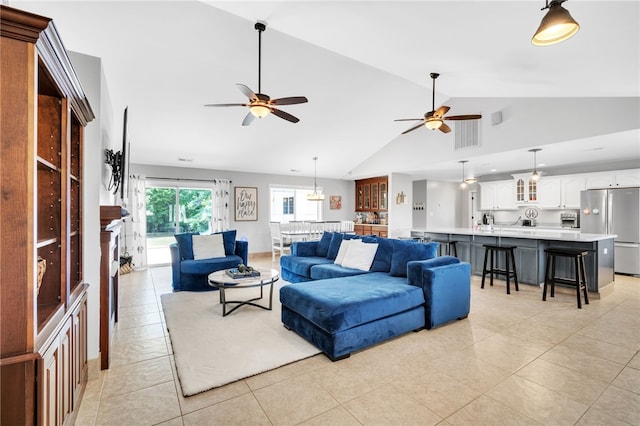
412;227;617;242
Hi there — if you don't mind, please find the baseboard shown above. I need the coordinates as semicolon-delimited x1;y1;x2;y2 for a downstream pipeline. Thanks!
87;356;101;380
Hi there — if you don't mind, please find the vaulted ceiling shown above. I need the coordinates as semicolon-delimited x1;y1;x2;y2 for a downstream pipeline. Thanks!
12;1;640;181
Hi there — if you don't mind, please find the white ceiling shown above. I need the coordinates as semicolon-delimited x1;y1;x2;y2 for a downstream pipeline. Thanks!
11;0;640;182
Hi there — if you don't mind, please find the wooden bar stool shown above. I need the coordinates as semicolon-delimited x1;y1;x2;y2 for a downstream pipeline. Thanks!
433;239;457;257
481;245;518;294
543;248;589;309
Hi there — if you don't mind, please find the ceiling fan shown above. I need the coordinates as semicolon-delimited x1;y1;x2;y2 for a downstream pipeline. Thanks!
395;73;481;135
204;21;308;126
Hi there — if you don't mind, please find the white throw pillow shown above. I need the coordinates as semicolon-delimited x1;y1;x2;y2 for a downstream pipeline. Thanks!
341;242;379;271
334;239;361;265
192;234;226;260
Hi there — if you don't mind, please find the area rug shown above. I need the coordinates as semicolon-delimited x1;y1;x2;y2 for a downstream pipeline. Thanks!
160;284;321;396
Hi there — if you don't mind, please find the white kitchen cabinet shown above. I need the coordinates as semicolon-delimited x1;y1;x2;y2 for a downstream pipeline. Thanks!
538;175;585;209
537;177;562;208
585;169;640;189
512;173;538;204
480;180;516;210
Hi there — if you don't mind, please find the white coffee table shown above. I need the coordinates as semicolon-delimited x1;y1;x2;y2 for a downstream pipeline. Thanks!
207;268;279;316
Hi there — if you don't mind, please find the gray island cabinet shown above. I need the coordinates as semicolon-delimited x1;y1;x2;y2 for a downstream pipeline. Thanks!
412;228;616;297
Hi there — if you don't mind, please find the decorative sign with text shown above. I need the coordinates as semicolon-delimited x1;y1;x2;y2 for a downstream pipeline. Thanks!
234;187;258;221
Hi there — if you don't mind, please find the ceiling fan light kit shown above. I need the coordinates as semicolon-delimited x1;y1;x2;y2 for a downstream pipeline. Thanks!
205;21;308;125
532;0;580;46
395;72;481;136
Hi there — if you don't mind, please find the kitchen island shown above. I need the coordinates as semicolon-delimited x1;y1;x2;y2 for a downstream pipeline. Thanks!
411;227;616;297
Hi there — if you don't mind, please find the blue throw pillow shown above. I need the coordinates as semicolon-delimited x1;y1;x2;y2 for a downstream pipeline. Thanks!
362;236;394;273
174;232;200;260
390;240;438;277
315;232;334;257
215;230;237;256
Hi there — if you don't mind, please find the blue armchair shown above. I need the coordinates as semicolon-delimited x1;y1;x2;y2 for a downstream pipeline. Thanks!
169;231;248;292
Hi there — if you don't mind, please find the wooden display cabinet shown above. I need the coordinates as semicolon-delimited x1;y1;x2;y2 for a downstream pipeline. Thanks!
1;5;94;425
355;176;388;212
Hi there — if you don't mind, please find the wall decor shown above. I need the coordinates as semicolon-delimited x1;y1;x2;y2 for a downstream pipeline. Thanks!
234;186;258;221
330;195;342;210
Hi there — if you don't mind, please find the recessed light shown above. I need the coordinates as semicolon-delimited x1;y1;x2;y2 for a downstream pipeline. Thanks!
490;169;497;172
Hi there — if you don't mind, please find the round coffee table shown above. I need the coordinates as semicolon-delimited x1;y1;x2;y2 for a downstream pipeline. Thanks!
208;268;279;316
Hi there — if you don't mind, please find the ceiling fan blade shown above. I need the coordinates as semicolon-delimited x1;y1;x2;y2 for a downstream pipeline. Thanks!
271;96;308;106
271;108;300;123
236;83;257;100
394;118;423;122
204;103;248;107
433;106;450;118
401;121;426;135
444;114;482;121
241;112;255;126
439;122;452;133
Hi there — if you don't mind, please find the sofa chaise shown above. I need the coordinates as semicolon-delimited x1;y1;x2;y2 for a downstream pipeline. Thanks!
279;232;471;360
170;230;248;292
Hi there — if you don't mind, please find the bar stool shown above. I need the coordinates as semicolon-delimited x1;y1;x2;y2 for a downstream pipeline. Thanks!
543;248;589;309
481;245;518;294
433;239;457;257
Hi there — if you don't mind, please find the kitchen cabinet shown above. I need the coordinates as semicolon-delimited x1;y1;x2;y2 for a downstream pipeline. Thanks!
354;224;388;237
1;6;93;424
480;180;517;210
513;173;538;204
585;169;640;189
355;176;388;212
537;175;586;209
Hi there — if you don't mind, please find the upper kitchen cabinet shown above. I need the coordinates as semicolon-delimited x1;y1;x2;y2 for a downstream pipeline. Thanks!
355;176;388;212
537;174;585;209
513;173;538;204
479;180;517;210
585;169;640;189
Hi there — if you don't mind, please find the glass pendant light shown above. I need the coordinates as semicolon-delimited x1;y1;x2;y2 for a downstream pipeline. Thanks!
529;148;542;181
532;0;580;46
307;157;325;201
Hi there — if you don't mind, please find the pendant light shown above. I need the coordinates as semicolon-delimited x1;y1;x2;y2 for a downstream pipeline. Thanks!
307;157;325;201
459;160;477;190
532;0;580;46
529;148;542;181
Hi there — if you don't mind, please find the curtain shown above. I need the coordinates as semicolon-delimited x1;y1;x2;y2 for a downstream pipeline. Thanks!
122;174;147;269
211;179;231;232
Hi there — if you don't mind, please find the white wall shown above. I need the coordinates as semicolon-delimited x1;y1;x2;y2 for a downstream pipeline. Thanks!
129;164;355;253
388;173;413;237
69;52;116;366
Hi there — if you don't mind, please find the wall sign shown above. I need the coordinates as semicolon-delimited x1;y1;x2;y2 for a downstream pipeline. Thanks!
234;187;258;221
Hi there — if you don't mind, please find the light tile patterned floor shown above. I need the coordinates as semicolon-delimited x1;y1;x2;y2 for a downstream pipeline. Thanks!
75;255;640;425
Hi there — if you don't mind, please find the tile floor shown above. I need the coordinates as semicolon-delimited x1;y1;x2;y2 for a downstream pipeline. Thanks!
75;256;640;425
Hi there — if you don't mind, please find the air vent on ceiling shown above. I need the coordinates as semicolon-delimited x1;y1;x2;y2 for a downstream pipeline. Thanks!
455;120;480;150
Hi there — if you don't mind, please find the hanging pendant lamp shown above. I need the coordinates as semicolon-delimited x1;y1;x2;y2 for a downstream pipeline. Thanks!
458;160;478;190
532;0;580;46
529;148;542;181
307;157;325;201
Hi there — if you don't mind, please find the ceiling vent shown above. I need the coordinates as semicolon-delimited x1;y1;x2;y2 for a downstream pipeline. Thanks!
455;120;480;150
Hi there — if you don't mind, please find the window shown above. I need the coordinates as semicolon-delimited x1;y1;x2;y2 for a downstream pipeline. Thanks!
270;186;322;222
283;196;294;215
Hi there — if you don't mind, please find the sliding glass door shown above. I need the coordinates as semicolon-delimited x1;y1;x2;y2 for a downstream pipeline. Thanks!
146;186;213;265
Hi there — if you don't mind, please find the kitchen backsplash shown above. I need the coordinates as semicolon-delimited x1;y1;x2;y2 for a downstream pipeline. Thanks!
488;207;580;228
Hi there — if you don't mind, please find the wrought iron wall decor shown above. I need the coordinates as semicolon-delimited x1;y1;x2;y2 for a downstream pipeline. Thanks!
105;148;122;194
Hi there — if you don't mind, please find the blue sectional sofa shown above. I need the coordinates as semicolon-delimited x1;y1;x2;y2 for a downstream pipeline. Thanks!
279;232;471;360
170;230;248;292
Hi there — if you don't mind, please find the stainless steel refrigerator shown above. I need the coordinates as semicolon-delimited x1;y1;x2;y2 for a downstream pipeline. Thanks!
580;188;640;275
